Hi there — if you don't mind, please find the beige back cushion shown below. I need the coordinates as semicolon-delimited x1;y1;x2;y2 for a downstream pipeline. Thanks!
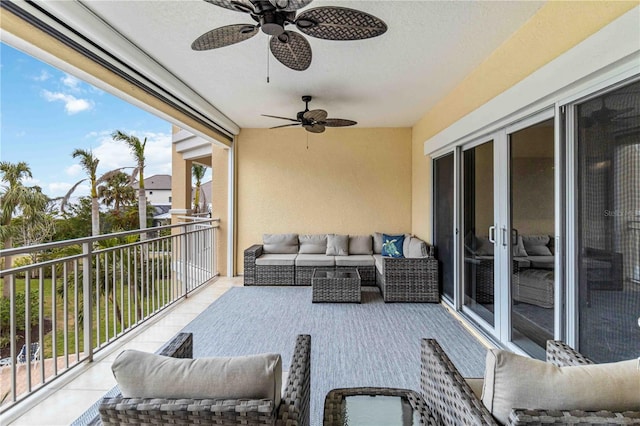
482;349;640;425
349;235;373;255
299;234;327;254
263;233;298;254
112;350;283;406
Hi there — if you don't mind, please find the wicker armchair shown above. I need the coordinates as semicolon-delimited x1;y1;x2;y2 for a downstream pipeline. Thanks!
376;257;439;302
97;333;311;426
420;339;640;425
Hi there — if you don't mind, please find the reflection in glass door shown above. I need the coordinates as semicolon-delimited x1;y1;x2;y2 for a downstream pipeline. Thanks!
434;153;455;301
509;118;556;357
462;141;495;326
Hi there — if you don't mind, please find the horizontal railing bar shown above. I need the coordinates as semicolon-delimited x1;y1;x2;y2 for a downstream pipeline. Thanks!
0;219;219;258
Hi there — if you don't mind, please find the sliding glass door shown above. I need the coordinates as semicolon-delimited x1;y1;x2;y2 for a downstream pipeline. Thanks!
574;80;640;362
434;153;455;302
462;140;495;327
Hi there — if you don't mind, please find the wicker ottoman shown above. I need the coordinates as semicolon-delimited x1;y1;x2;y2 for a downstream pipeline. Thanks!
312;268;361;303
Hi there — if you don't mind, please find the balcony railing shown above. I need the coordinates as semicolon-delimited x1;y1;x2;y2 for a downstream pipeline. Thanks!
0;217;219;411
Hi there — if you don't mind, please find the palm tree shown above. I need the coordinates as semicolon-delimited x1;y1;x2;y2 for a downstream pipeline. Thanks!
111;131;147;235
61;149;120;237
98;171;136;213
192;164;207;214
0;161;49;295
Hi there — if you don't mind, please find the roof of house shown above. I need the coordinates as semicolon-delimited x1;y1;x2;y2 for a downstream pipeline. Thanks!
132;174;171;190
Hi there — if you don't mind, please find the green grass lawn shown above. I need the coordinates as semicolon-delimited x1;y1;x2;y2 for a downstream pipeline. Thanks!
1;274;174;359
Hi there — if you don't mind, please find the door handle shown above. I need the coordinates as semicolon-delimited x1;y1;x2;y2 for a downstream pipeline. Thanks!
501;227;508;247
511;228;519;245
488;226;496;243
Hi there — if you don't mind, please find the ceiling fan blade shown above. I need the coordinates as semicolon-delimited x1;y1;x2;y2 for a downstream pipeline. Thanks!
295;7;387;40
262;114;299;122
270;123;302;129
203;0;255;13
268;0;313;12
304;123;325;133
303;109;327;122
323;118;357;127
191;24;259;50
270;31;312;71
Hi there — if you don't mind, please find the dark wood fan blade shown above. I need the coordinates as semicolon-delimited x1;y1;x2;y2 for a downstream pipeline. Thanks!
303;109;327;122
303;123;325;133
191;24;258;50
203;0;255;13
262;114;299;122
323;118;357;127
295;7;387;40
268;0;313;12
270;123;302;129
270;31;312;71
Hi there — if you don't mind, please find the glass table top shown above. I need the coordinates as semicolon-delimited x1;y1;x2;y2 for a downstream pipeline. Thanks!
342;395;420;426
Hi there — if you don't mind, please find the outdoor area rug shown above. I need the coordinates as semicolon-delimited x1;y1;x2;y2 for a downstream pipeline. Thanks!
181;286;487;426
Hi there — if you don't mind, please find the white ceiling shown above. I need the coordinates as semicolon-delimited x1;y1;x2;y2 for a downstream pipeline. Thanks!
77;0;544;130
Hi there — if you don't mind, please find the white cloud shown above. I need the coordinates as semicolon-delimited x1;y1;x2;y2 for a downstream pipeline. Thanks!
66;164;83;177
33;70;51;82
42;90;94;114
92;130;172;177
61;73;81;90
48;181;89;199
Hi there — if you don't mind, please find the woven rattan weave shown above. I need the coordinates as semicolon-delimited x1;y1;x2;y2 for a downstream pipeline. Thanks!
312;268;361;303
97;333;311;426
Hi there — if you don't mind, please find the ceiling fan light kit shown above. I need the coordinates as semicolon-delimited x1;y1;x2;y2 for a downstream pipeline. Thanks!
193;0;387;71
262;95;357;133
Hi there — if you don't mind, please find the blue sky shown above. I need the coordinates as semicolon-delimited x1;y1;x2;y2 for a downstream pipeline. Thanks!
1;42;207;200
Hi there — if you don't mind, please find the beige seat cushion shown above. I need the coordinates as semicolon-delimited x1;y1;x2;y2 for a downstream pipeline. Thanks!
255;254;297;266
112;350;282;406
481;349;640;425
295;254;335;267
335;255;375;267
464;377;484;399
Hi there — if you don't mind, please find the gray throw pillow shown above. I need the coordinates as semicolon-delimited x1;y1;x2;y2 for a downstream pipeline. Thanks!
299;234;327;254
373;232;384;254
475;236;494;256
522;235;552;256
326;234;349;256
512;236;528;257
349;235;372;255
112;350;282;406
263;233;298;254
406;237;428;258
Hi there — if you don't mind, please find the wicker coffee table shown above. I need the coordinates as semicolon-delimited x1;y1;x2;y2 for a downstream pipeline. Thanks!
312;268;361;303
323;387;435;425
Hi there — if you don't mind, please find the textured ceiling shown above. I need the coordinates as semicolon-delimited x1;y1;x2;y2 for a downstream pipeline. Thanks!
81;0;544;129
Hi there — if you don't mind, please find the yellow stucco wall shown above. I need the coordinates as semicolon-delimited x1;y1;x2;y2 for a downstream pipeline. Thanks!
236;127;411;271
410;1;637;243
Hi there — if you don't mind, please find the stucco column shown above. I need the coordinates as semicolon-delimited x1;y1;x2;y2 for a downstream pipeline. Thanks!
170;147;192;223
211;145;229;276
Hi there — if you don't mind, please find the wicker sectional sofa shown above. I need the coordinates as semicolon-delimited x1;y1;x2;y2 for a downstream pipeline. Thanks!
244;233;439;302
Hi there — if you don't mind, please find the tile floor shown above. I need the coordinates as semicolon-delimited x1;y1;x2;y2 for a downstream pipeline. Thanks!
2;277;242;425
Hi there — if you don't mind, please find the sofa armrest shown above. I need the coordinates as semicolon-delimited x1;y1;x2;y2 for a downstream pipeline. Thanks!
507;409;640;425
156;332;193;359
244;244;264;285
420;339;498;426
278;334;311;426
545;340;594;367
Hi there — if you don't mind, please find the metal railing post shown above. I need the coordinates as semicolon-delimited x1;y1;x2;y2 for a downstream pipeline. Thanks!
82;242;94;362
181;224;188;296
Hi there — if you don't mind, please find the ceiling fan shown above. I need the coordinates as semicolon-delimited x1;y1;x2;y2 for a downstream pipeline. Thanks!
581;94;639;129
262;95;357;133
191;0;387;71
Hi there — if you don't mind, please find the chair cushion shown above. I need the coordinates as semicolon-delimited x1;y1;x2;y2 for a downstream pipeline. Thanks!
299;234;327;254
373;254;384;273
527;255;555;269
349;235;373;255
335;255;375;267
481;349;640;425
382;234;405;258
406;237;428;258
465;377;484;399
522;235;552;256
255;254;297;266
373;232;384;254
475;236;494;256
326;234;349;256
263;233;298;254
512;236;528;257
295;254;335;267
112;350;283;406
